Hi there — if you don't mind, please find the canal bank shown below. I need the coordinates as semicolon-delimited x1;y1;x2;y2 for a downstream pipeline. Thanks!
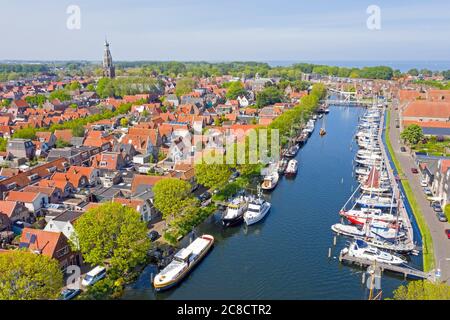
122;105;420;300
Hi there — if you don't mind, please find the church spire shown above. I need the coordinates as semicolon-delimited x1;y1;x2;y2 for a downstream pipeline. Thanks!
102;38;115;78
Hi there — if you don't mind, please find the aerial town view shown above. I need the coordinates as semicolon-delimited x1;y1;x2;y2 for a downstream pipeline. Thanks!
0;1;449;308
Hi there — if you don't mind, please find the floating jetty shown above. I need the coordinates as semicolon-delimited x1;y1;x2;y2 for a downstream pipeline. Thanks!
339;249;434;281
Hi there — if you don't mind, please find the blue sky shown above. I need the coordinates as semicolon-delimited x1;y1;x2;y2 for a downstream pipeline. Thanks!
1;0;449;61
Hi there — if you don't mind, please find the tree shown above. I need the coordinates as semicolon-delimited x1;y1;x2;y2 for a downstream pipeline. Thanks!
226;81;246;100
120;118;129;127
392;280;450;300
195;163;232;190
86;83;95;91
49;89;71;102
407;68;419;77
0;251;63;300
400;124;424;145
25;94;46;107
0;137;7;152
67;81;81;91
175;78;197;97
55;138;72;148
12;126;37;140
71;124;85;137
256;86;283;108
74;202;150;274
442;70;450;80
310;83;327;100
153;178;196;220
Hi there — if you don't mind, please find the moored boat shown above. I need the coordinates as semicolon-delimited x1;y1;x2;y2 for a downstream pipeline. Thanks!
153;234;214;291
341;240;406;265
261;171;279;191
222;196;248;227
285;159;298;177
244;194;271;226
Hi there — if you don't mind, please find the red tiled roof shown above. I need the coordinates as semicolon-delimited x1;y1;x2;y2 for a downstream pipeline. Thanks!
19;228;63;258
403;101;450;119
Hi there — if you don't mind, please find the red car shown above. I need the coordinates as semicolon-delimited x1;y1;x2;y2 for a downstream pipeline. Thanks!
445;229;450;239
411;168;419;174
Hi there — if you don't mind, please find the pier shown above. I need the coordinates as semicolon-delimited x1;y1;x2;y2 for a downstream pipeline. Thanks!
339;250;435;281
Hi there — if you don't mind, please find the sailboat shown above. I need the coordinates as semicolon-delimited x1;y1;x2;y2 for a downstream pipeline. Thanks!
360;167;391;194
319;113;326;136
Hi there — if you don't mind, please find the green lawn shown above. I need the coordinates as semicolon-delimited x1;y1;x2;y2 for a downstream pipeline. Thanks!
412;136;450;157
386;110;435;272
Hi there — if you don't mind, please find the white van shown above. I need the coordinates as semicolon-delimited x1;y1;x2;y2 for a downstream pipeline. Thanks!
81;266;106;287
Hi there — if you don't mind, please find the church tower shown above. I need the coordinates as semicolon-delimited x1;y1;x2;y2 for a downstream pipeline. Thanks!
102;39;115;78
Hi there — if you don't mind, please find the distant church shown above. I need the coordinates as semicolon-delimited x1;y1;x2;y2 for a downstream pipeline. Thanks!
102;39;115;78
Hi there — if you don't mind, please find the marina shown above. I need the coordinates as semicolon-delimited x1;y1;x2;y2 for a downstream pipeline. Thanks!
123;104;423;300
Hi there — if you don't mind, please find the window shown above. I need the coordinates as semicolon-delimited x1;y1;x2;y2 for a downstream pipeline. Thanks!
6;182;16;190
47;166;56;173
56;246;69;258
100;161;107;167
28;173;39;181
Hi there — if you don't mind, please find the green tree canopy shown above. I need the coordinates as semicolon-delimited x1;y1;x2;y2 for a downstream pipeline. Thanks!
0;251;63;300
120;118;129;127
71;124;85;137
0;137;7;152
49;89;71;102
67;81;81;91
175;78;197;97
256;86;284;108
74;202;150;274
12;126;37;140
408;68;419;76
195;163;232;190
55;138;72;148
392;280;450;300
400;124;424;145
153;178;197;220
225;81;247;100
25;94;47;107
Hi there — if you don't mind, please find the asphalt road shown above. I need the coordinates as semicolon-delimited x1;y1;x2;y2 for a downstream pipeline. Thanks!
389;101;450;283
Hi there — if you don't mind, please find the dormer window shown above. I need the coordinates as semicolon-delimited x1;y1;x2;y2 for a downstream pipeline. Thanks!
47;166;56;173
6;182;17;190
28;173;39;181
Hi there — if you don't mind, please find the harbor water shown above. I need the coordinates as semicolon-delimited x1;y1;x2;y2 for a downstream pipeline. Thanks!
122;105;422;300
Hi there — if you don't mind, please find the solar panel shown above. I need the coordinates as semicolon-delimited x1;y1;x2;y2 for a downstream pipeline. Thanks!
29;234;37;244
19;242;29;249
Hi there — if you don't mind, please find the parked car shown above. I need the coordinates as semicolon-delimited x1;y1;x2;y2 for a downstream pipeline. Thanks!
445;229;450;239
148;230;160;242
432;202;443;212
82;266;106;287
59;288;81;300
400;147;406;152
411;168;419;174
420;180;428;187
436;211;448;222
423;187;433;196
198;191;211;202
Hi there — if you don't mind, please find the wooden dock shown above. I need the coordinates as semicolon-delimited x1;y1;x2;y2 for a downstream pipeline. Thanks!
339;251;435;281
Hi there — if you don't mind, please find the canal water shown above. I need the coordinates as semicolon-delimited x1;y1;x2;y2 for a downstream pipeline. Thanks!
123;105;420;300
